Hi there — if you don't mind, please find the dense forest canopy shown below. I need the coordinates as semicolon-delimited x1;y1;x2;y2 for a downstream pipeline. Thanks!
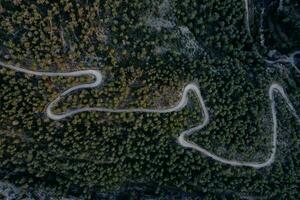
0;0;300;199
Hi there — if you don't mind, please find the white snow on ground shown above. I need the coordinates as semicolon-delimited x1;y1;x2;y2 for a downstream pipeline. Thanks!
0;181;20;200
278;0;284;12
158;25;203;58
155;26;202;58
0;180;81;200
144;0;175;30
143;0;203;58
178;26;202;58
1;60;299;168
159;38;201;58
145;18;175;29
157;0;172;17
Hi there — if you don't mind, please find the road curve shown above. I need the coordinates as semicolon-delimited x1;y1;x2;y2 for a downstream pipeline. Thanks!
266;51;300;73
0;61;203;119
178;83;299;168
0;61;299;168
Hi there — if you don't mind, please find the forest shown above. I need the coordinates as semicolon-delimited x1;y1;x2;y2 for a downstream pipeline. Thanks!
0;0;300;199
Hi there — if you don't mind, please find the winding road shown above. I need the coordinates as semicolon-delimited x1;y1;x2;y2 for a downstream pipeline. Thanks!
179;83;299;168
266;51;300;73
0;60;299;169
244;0;252;37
